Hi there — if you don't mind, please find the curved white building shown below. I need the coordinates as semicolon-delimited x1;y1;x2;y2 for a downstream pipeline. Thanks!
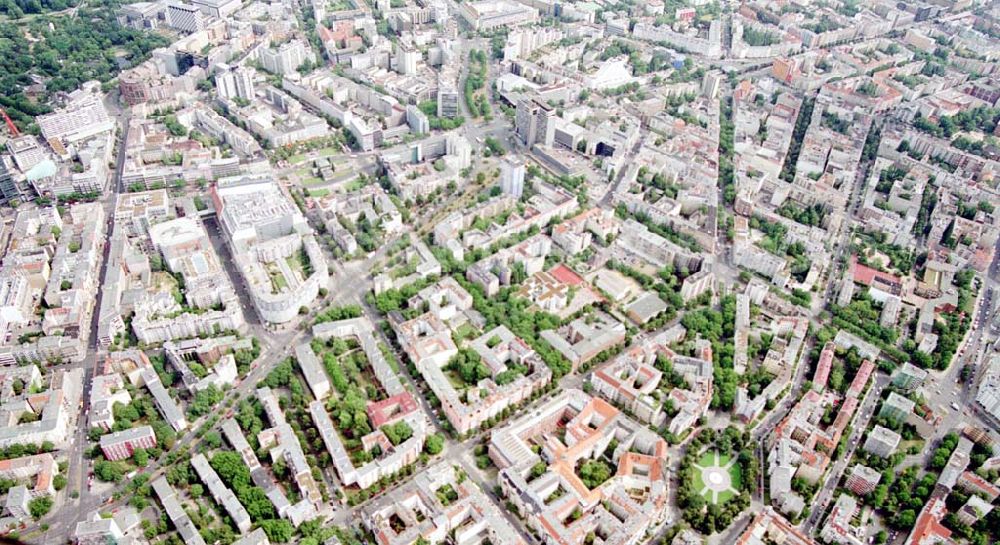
212;174;329;324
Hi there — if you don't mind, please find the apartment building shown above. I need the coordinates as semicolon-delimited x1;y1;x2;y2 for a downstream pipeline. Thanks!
489;389;670;545
100;425;158;461
418;324;551;435
362;462;526;545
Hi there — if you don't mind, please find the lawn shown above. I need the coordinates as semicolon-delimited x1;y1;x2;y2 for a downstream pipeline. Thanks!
266;262;288;293
727;460;743;491
343;178;366;192
693;451;742;505
307;188;330;197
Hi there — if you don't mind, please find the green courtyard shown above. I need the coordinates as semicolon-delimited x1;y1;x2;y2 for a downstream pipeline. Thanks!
692;451;742;504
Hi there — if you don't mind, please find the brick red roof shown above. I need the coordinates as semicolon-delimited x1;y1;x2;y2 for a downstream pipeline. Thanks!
850;256;902;293
549;264;584;286
366;392;419;428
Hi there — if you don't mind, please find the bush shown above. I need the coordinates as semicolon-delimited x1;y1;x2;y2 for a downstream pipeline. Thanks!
424;434;444;455
28;496;53;519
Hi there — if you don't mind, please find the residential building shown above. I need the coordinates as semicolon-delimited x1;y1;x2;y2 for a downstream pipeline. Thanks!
515;96;555;148
863;425;901;458
820;494;866;545
904;497;952;545
166;2;206;33
680;269;714;302
258;40;314;75
152;476;207;545
73;511;125;545
191;453;252;534
957;494;992;526
257;387;322;517
735;508;815;545
459;0;538;31
216;65;256;101
892;362;928;392
418;324;551;435
500;155;526;199
489;389;670;545
957;470;1000;501
975;355;1000;421
539;311;625;370
100;425;157;461
879;392;915;422
294;343;331;401
362;462;526;545
88;373;131;431
0;453;56;497
212;174;329;324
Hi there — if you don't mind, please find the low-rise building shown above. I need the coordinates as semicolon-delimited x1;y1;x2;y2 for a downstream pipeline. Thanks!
152;476;207;545
294;343;331;401
539;311;625;371
820;494;867;545
100;425;157;461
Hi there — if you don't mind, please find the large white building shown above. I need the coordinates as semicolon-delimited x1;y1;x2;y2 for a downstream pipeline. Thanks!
212;173;329;324
165;1;206;33
976;355;1000;421
500;155;525;199
258;40;315;76
216;65;256;101
36;83;114;145
459;0;538;31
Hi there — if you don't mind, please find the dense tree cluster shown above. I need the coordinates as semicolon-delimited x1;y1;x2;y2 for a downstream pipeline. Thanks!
187;385;225;418
741;26;780;47
0;0;169;131
27;495;53;519
209;451;280;523
854;231;918;275
108;395;176;450
416;101;465;131
613;205;701;253
929;432;961;470
577;460;613;489
681;296;739;410
0;0;76;17
313;304;363;325
676;428;755;534
777;202;828;228
464;49;490;119
780;97;816;183
445;348;490;385
381;421;413;446
424;433;444;455
830;294;900;349
912;106;1000;139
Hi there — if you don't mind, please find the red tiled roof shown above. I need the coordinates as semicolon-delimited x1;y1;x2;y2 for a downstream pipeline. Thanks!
366;392;419;428
549;264;584;286
850;256;902;291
